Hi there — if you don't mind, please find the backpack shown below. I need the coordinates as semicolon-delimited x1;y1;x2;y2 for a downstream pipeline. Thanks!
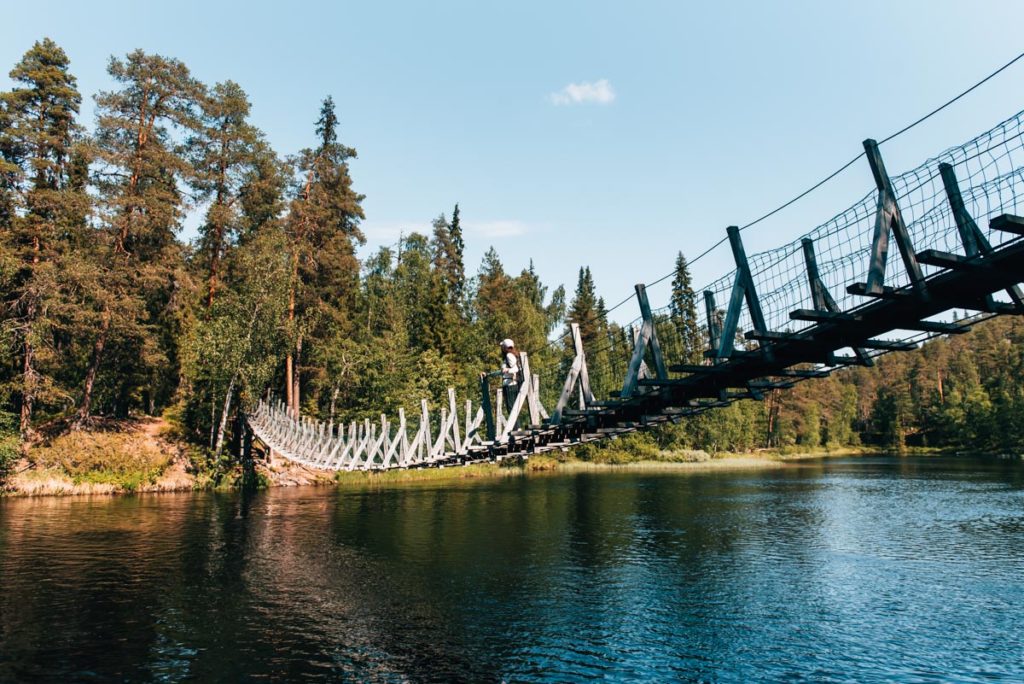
505;351;525;385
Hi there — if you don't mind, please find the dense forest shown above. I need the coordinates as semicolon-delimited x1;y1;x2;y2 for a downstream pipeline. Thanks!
2;39;1023;484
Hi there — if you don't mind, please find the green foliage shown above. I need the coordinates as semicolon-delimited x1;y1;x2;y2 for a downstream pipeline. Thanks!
0;410;20;485
185;446;238;490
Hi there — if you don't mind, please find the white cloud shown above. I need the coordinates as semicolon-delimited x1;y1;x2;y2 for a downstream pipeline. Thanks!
549;79;616;106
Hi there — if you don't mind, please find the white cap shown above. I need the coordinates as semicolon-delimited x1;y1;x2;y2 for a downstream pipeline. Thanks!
500;338;515;348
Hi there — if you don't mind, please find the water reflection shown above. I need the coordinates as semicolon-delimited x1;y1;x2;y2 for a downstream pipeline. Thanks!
1;457;1023;681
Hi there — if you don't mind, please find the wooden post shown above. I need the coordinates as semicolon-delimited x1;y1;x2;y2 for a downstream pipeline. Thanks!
398;408;408;465
630;324;651;380
448;388;462;453
704;290;721;363
480;374;496;442
863;139;928;300
495;387;505;438
533;374;549;420
420;399;430;463
553;322;596;424
718;226;771;360
521;353;541;426
576;325;594;405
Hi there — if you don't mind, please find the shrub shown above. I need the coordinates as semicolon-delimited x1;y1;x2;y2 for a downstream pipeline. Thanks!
0;411;20;486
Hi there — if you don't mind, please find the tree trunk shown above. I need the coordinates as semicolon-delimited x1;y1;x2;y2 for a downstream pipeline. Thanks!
206;188;226;309
285;247;299;417
329;386;339;424
214;375;236;455
206;237;221;309
19;309;37;440
76;310;111;427
285;353;294;417
764;388;782;448
209;395;217;449
291;334;303;417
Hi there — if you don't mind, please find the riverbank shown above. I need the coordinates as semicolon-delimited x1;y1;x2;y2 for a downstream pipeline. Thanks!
331;446;880;488
3;417;334;497
1;417;883;497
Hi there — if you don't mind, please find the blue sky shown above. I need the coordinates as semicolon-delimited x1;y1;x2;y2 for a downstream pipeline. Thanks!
4;1;1024;320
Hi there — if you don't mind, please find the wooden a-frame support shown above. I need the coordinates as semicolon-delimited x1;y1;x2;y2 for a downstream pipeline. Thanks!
863;139;929;301
802;237;873;367
939;162;1024;311
712;225;771;362
551;323;595;424
620;284;668;398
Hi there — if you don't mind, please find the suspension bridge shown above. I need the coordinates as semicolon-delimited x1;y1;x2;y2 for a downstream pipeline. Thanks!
245;107;1024;471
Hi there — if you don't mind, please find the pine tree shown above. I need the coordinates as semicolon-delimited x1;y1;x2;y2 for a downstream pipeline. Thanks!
79;50;203;424
187;80;264;309
0;38;88;438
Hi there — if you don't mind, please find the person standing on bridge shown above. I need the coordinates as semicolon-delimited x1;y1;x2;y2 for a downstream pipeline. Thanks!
481;339;523;410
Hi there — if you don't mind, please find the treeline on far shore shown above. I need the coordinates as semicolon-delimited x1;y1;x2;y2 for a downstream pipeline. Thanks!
2;38;1023;489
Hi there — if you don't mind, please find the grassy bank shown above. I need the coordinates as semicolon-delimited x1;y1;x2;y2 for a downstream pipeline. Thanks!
3;417;334;497
333;446;879;488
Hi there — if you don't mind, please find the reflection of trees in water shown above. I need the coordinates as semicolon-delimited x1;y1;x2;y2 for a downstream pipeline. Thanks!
0;495;194;679
326;480;578;680
4;460;1020;680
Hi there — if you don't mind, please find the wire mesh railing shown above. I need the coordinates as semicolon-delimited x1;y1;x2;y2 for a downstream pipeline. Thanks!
572;108;1024;372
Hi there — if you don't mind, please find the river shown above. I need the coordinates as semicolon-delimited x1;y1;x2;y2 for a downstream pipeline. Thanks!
1;456;1023;682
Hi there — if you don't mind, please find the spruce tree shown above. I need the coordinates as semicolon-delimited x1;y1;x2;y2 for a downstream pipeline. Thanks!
669;251;702;363
423;216;457;357
568;266;600;346
448;203;465;304
238;141;287;238
431;209;466;309
474;247;515;349
283;96;365;416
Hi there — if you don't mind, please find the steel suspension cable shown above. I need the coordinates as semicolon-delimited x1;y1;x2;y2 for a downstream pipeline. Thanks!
617;49;1024;308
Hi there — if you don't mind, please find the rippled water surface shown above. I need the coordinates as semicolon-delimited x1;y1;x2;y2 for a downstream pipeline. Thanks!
2;456;1024;682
